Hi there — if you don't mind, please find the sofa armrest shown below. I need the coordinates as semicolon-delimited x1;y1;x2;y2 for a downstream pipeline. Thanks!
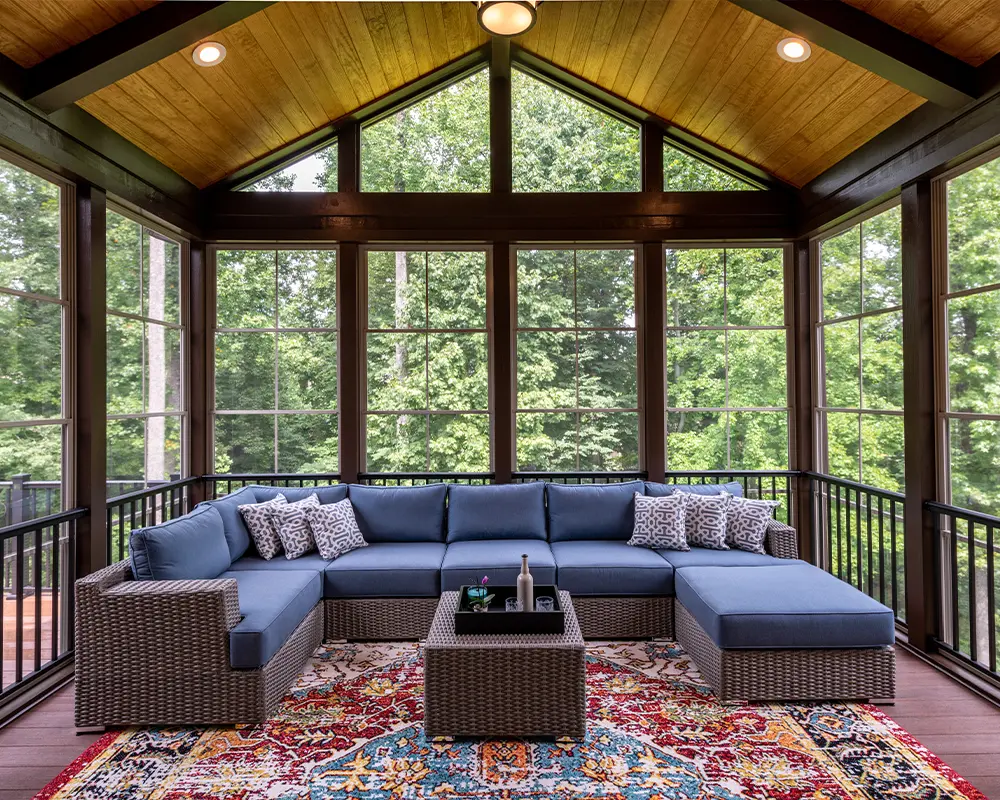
764;519;799;560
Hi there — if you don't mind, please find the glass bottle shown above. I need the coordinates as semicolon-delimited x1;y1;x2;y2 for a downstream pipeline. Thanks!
517;553;534;612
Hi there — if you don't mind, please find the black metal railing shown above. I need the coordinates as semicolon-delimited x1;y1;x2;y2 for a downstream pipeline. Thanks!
106;478;198;564
513;471;647;484
1;508;83;698
207;473;342;498
808;472;906;622
928;501;1000;677
360;472;493;486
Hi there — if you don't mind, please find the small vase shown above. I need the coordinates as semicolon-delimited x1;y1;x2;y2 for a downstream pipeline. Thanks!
467;586;487;604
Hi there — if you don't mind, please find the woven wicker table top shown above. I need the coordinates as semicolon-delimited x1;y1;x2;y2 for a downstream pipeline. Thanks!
425;591;584;650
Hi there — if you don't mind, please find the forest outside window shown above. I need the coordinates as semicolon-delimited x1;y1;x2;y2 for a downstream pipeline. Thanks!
665;246;789;471
106;210;185;498
214;248;338;474
242;140;338;191
516;247;639;471
364;248;490;472
663;141;758;191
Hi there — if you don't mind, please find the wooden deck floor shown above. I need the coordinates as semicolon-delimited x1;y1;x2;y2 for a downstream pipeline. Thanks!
0;648;997;800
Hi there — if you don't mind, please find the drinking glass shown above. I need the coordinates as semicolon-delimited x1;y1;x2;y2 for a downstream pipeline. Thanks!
535;596;554;612
505;597;522;612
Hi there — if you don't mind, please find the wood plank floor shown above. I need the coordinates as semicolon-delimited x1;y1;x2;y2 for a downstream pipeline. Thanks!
0;648;997;799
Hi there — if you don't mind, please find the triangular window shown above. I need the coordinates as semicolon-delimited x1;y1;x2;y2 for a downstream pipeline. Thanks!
512;69;640;192
664;142;757;191
361;69;489;192
241;141;338;192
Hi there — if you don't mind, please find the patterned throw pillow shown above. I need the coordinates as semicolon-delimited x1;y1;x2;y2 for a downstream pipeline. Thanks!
683;492;731;550
726;494;780;554
628;492;689;551
307;499;367;560
269;494;321;559
238;495;288;560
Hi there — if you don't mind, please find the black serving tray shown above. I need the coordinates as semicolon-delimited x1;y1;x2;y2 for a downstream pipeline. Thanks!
455;584;564;635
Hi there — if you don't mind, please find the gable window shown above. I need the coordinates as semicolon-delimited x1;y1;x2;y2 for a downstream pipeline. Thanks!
242;141;338;192
664;142;758;191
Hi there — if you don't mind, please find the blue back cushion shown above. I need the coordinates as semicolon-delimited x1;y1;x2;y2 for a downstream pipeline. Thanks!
645;481;744;498
546;481;645;542
447;483;546;542
130;505;231;581
195;486;257;562
251;484;348;505
348;484;448;543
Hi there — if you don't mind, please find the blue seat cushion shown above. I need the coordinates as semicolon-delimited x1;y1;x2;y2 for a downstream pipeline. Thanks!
324;542;446;598
348;484;448;543
228;553;331;574
675;564;896;650
251;484;348;505
546;481;646;542
130;505;231;581
194;486;258;562
221;569;322;669
447;483;546;542
441;540;556;591
645;481;744;498
659;548;802;569
551;540;674;596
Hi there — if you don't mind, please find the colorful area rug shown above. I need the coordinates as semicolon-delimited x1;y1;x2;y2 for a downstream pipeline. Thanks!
40;642;984;799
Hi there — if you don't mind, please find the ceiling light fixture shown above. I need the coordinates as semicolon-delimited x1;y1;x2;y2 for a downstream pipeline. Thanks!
777;37;811;62
476;1;539;37
192;41;226;67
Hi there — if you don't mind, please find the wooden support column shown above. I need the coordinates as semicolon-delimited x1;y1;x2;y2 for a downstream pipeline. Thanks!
641;122;664;192
491;241;514;483
642;242;665;481
338;242;362;484
338;122;360;194
490;37;512;194
901;179;939;652
74;184;107;577
188;239;209;503
790;238;814;555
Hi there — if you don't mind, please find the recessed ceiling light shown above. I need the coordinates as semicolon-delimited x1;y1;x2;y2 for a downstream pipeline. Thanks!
192;41;226;67
777;37;811;62
476;1;539;37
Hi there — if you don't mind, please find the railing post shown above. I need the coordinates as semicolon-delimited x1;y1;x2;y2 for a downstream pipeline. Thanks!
10;473;27;525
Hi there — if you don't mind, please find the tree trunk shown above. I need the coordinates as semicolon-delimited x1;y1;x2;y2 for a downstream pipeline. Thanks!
146;236;166;483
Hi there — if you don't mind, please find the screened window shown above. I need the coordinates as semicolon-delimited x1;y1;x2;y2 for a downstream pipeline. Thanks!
242;141;338;192
944;157;1000;516
818;205;904;491
214;249;338;474
516;248;639;470
106;210;184;497
512;70;640;192
664;142;757;191
665;247;788;470
365;248;490;471
362;70;489;192
0;156;66;523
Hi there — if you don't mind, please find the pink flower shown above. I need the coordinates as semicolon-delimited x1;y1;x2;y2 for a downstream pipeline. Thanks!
481;575;489;586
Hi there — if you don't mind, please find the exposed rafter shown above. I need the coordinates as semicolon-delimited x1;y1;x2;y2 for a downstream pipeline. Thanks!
23;1;273;113
729;0;979;108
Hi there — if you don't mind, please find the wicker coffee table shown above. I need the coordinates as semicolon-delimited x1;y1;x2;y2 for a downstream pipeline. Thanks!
423;590;586;738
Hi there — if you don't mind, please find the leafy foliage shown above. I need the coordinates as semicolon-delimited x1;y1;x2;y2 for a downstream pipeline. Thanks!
664;143;757;191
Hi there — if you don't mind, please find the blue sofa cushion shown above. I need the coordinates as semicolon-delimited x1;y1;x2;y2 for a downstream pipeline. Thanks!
130;505;231;581
228;553;331;574
441;539;556;591
195;486;257;562
659;548;802;569
551;540;674;596
251;484;348;505
324;542;446;598
675;564;896;650
645;481;744;498
447;483;546;542
220;569;321;669
348;484;448;543
546;481;646;542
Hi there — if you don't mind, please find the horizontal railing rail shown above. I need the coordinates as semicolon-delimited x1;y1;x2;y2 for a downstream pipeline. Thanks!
513;471;647;484
360;472;494;485
106;477;197;565
206;474;341;498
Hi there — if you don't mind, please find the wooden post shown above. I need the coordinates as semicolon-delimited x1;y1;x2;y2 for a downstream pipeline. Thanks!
901;179;939;652
188;239;208;504
641;122;664;192
490;37;512;194
338;122;360;194
338;242;362;484
74;184;107;577
491;241;514;483
641;242;665;481
790;238;814;556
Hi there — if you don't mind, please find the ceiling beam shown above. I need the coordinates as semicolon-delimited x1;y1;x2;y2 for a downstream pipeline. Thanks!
23;1;273;113
729;0;979;108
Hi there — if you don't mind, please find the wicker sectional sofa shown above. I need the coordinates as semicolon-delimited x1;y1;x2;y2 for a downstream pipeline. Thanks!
75;480;896;727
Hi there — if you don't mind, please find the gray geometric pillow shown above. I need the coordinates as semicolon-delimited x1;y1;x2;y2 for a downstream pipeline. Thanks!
684;492;731;550
307;499;367;560
628;492;689;551
238;494;287;560
726;493;780;554
269;494;321;559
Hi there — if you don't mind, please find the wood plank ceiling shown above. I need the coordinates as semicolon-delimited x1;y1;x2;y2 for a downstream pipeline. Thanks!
0;0;997;189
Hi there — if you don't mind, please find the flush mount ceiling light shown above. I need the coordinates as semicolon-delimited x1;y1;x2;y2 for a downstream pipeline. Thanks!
777;37;811;62
476;1;539;37
192;41;226;67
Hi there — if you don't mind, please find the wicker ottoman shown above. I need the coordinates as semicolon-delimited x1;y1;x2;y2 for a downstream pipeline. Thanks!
423;591;586;738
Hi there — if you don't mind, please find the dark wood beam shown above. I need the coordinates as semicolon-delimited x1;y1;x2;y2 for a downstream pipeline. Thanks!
338;243;362;484
641;242;665;481
24;2;273;113
729;0;978;108
188;240;209;505
491;242;514;482
337;122;360;194
790;238;814;551
641;121;664;193
490;38;513;194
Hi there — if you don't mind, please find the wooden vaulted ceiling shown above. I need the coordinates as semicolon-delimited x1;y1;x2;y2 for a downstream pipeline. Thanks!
0;0;998;190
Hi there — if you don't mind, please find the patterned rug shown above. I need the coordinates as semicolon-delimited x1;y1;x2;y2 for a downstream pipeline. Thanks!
40;642;985;800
